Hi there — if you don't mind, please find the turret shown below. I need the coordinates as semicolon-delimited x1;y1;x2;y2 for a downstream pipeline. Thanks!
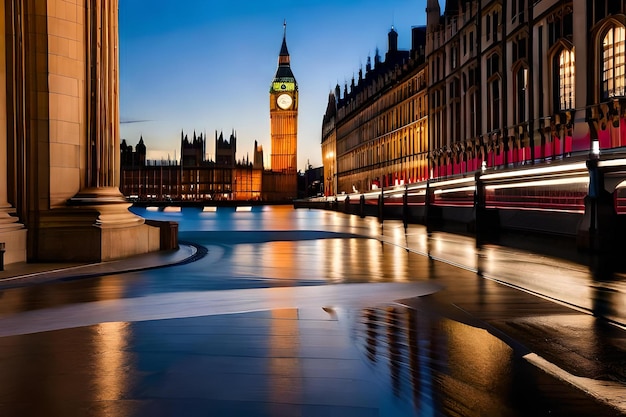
388;26;398;53
270;21;298;96
136;136;146;166
426;0;441;33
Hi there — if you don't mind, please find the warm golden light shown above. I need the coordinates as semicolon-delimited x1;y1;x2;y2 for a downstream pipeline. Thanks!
94;322;130;405
434;186;476;194
485;176;588;190
430;177;476;188
442;319;514;403
480;162;587;180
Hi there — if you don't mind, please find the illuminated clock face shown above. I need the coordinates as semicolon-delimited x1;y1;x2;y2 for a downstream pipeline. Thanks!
277;94;293;110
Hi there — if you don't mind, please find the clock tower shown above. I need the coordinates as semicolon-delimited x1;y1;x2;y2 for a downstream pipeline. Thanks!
269;22;298;196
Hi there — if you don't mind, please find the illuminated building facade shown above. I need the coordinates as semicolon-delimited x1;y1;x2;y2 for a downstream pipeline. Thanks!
322;27;429;195
322;1;626;195
316;1;626;247
426;0;626;176
321;92;337;196
120;132;263;201
269;23;298;199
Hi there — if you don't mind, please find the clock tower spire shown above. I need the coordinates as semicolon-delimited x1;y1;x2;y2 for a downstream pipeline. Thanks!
269;21;298;199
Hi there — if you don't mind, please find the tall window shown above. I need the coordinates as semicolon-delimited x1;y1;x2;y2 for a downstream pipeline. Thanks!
558;49;575;109
515;67;528;123
602;25;626;99
450;78;461;141
487;54;501;131
451;45;458;69
490;80;501;130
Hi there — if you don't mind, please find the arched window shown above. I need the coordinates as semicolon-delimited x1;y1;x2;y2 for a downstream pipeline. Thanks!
557;48;575;110
602;25;625;99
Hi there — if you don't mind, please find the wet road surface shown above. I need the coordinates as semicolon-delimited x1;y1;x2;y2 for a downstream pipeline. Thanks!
0;206;624;416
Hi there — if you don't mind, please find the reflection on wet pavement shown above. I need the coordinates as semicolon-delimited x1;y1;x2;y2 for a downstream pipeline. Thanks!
0;207;624;416
0;309;408;417
354;304;622;416
0;305;620;417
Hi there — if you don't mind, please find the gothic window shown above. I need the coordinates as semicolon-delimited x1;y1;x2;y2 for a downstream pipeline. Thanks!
449;78;461;142
492;11;499;39
489;80;501;130
602;25;626;100
548;7;573;48
555;48;575;110
591;0;626;25
518;0;526;23
485;9;500;43
487;54;500;77
487;54;501;131
512;0;525;23
515;66;529;124
451;44;458;69
513;37;528;61
468;90;477;138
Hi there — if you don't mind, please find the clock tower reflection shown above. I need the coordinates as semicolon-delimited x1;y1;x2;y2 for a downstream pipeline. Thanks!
269;21;298;199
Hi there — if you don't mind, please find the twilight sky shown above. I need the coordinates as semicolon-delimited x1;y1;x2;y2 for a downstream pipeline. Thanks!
119;0;429;170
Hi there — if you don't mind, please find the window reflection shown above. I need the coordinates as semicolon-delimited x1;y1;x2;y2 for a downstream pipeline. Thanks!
558;49;575;109
95;322;130;406
602;25;625;99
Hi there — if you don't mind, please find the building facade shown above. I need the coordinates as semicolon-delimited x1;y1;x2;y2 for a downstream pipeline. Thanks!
321;92;337;196
425;0;626;176
120;131;264;202
322;1;626;199
322;27;429;195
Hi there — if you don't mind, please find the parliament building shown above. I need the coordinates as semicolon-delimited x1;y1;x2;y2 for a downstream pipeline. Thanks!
322;1;626;201
120;131;264;202
322;27;428;196
119;25;300;203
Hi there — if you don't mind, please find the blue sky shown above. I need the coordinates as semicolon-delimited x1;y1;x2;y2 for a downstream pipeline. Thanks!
119;0;429;170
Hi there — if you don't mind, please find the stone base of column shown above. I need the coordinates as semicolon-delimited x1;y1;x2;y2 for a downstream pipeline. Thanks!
67;187;146;228
31;187;164;262
0;206;27;265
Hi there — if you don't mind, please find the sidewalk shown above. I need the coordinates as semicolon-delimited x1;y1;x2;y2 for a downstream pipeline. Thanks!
0;244;198;289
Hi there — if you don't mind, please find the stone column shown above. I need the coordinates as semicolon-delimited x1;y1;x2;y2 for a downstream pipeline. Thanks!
0;0;26;264
68;0;143;228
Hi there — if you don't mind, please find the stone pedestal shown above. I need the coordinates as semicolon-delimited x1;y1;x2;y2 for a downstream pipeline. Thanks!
30;187;160;262
0;211;27;264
